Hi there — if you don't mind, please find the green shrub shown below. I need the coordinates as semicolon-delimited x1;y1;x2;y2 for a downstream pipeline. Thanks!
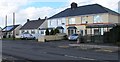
54;28;60;35
45;28;49;35
103;25;120;43
50;29;54;35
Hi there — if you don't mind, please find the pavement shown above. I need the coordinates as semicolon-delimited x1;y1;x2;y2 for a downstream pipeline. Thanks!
69;43;119;53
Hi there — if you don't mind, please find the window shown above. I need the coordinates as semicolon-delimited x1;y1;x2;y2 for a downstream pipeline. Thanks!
80;30;83;35
50;20;56;26
26;31;29;34
81;16;88;24
21;30;24;33
58;19;62;25
31;30;35;34
93;15;102;23
68;18;75;24
41;31;44;34
85;30;87;35
94;29;100;35
49;20;52;26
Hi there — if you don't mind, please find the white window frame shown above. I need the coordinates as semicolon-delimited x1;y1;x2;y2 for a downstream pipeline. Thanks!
93;15;102;23
58;19;62;25
81;16;88;24
68;18;75;24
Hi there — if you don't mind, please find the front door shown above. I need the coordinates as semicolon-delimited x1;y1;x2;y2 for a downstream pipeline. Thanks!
68;29;76;35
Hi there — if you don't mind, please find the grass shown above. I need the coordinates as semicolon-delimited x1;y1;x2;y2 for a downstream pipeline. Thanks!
2;38;21;40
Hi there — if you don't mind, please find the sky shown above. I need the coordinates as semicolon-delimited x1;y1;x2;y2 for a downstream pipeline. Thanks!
0;0;120;28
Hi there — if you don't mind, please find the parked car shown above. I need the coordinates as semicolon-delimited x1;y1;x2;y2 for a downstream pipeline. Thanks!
68;34;79;41
20;33;35;40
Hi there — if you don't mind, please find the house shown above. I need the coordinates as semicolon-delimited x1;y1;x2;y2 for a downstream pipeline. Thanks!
2;24;22;38
0;27;2;39
20;18;48;39
47;2;120;36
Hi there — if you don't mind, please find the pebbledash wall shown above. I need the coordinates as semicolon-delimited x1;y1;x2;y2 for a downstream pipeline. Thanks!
66;13;119;36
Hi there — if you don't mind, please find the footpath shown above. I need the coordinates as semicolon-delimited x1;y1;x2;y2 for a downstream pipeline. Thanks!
69;43;119;52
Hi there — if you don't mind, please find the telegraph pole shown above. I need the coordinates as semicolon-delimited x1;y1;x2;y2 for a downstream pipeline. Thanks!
13;12;15;40
5;15;7;38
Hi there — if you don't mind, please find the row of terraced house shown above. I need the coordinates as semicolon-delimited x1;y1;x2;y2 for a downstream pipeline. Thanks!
2;3;120;42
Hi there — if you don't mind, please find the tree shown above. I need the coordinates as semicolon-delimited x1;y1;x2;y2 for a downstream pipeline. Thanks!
50;29;54;35
54;28;60;35
45;28;49;35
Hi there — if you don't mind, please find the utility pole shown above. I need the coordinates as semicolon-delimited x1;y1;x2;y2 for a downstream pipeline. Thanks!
13;12;15;40
5;15;7;38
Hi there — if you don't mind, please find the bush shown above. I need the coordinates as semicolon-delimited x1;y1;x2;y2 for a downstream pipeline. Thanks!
103;25;120;43
45;28;49;35
50;29;54;35
54;28;60;35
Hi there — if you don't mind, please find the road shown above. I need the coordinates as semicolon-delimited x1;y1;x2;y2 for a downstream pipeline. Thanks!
2;40;119;61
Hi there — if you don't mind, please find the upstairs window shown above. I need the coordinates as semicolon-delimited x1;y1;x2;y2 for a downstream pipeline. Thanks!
93;15;102;23
81;16;88;24
49;20;51;26
57;19;62;25
68;18;75;24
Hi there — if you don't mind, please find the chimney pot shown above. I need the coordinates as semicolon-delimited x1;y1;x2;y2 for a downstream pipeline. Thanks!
71;2;78;9
38;18;41;20
27;19;29;22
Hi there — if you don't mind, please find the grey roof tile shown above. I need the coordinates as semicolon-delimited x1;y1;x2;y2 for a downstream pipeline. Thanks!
20;19;45;30
48;4;120;19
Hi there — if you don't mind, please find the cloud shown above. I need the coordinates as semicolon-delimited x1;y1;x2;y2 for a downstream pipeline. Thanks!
0;0;66;28
0;0;28;28
15;7;54;25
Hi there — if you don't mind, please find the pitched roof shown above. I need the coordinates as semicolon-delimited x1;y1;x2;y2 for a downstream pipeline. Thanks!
48;4;120;19
2;24;20;32
0;27;2;30
20;19;45;30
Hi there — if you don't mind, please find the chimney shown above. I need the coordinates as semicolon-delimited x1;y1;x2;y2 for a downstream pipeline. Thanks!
45;16;47;20
38;18;41;20
71;2;78;10
27;19;30;22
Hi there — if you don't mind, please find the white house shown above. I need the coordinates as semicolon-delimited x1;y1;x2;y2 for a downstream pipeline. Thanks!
20;18;48;39
47;17;66;33
0;27;2;39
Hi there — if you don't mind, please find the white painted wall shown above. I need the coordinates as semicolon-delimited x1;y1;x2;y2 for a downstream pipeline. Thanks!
48;18;66;33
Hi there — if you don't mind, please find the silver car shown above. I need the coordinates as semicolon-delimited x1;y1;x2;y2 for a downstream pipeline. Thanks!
68;34;79;41
20;33;35;40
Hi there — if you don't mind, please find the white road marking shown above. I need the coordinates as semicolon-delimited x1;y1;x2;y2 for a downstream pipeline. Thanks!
64;55;95;60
